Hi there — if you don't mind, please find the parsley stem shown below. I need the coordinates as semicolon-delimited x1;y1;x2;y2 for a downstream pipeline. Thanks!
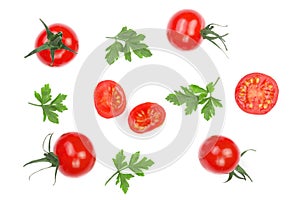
105;171;119;186
213;77;220;87
28;102;41;107
105;166;129;186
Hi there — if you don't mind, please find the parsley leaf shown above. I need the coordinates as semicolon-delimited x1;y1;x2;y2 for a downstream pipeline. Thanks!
166;78;223;121
105;26;152;65
105;150;154;194
28;84;68;124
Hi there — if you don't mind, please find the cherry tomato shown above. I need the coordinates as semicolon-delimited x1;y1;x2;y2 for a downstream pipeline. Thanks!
24;132;95;184
94;80;126;119
128;102;166;133
235;72;279;114
54;132;96;177
25;19;78;67
167;9;205;50
167;9;228;52
198;136;240;174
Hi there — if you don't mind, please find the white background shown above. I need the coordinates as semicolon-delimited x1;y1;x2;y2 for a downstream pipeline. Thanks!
1;0;299;199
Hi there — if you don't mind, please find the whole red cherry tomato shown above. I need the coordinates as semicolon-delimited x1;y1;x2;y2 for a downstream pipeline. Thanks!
198;135;255;182
167;9;228;53
24;19;78;67
24;132;96;184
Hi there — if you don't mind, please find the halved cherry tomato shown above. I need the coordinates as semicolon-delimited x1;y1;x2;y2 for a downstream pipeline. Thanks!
94;80;126;118
235;72;279;114
128;102;166;133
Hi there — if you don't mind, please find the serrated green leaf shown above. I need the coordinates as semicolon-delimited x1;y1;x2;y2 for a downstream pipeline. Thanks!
34;91;42;103
206;82;215;93
106;27;152;64
41;84;51;104
116;173;134;194
117;27;136;40
166;78;222;121
105;41;123;65
129;157;154;176
201;99;215;121
29;84;68;124
211;97;223;108
189;84;207;94
113;150;128;170
165;94;180;106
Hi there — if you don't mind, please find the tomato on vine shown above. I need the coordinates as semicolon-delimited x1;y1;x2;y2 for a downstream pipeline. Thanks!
198;135;255;182
24;19;78;67
167;9;228;54
24;132;96;184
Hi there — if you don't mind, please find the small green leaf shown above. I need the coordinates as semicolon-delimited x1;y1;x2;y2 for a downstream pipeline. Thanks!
41;84;51;104
206;82;215;93
113;150;127;170
105;27;152;64
165;94;180;106
29;84;68;124
116;173;134;194
211;97;223;108
189;84;207;94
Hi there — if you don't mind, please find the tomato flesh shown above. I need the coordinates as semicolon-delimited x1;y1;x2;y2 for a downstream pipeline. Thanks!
128;102;166;134
94;80;126;118
167;9;205;50
199;136;240;174
235;72;279;114
35;23;78;67
54;132;96;177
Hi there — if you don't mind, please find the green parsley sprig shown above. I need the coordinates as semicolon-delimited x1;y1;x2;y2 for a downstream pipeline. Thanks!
105;26;152;65
166;77;222;121
28;84;68;124
105;150;154;194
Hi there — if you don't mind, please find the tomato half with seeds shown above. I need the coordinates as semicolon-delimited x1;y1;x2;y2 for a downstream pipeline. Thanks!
235;72;279;114
128;102;166;134
94;80;126;118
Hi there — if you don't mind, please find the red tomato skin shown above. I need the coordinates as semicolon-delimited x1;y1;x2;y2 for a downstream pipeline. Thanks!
54;132;95;177
199;136;240;174
235;72;279;115
94;80;127;119
167;9;205;50
35;23;79;67
128;102;166;134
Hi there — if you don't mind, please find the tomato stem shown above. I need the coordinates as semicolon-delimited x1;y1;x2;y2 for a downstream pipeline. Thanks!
200;23;228;57
23;133;60;185
224;149;255;183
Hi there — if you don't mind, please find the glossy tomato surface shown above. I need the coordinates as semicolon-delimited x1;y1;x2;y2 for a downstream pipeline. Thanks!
199;136;240;174
35;23;78;67
128;102;166;134
167;9;205;50
94;80;126;118
235;72;279;114
53;132;96;177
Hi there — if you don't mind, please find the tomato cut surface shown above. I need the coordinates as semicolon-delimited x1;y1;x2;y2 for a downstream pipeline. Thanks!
128;102;166;134
199;136;240;174
235;72;279;114
167;9;205;50
54;132;96;177
94;80;126;118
